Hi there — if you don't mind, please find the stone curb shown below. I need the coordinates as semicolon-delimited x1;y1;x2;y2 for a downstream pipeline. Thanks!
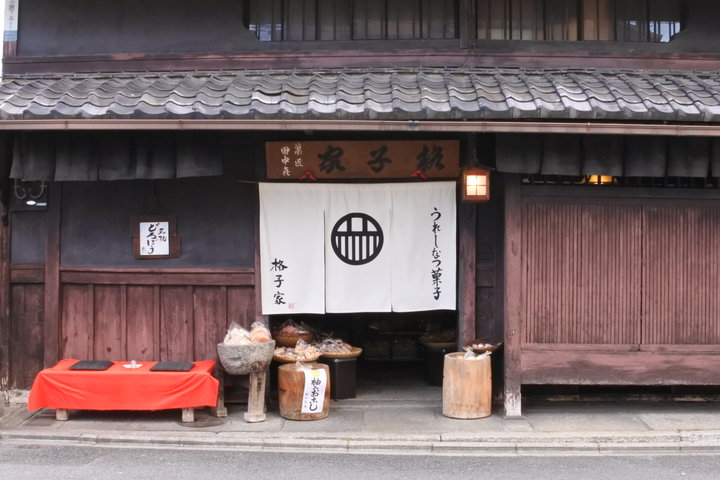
5;428;720;455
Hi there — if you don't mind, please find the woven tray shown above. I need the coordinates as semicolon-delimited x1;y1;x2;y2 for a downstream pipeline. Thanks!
321;347;363;359
470;342;503;354
272;352;321;363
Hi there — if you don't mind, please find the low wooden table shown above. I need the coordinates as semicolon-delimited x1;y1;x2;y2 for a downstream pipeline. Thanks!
28;359;224;422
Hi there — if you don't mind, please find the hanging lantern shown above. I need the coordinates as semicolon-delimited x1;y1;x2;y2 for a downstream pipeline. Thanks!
461;166;491;202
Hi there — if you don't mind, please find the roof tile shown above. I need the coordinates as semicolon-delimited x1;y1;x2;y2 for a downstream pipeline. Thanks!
1;67;719;122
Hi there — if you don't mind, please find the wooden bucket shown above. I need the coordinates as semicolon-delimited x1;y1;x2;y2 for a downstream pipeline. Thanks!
278;363;330;421
442;352;492;419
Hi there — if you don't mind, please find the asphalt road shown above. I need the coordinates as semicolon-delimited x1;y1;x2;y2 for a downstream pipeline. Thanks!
2;443;720;480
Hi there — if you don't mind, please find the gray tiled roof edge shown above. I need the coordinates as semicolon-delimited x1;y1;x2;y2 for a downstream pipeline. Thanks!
1;67;720;122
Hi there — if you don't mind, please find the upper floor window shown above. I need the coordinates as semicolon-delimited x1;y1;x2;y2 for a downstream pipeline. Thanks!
246;0;458;41
476;0;682;42
245;0;682;43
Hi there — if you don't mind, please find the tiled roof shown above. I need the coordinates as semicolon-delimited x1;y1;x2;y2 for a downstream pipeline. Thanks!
2;68;720;122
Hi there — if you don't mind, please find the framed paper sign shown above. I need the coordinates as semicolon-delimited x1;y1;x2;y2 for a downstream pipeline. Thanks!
131;215;181;259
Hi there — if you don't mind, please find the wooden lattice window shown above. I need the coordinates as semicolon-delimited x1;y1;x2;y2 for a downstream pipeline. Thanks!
245;0;458;41
476;0;682;42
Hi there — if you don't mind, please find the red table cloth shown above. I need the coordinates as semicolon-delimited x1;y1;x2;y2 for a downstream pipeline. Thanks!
28;359;219;411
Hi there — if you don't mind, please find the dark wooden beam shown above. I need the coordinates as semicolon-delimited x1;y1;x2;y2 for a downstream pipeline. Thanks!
503;175;523;418
253;142;263;325
458;133;478;346
5;48;720;75
10;266;256;285
493;178;505;346
521;350;720;385
0;215;10;402
59;270;255;286
458;201;477;347
9;265;44;283
43;184;61;368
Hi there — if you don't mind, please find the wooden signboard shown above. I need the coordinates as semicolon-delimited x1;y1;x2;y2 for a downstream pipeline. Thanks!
266;140;459;180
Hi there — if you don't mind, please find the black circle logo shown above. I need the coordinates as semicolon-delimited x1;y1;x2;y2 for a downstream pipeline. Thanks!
331;213;384;265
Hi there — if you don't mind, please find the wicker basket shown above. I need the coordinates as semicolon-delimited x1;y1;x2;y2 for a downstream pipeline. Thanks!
321;347;363;359
272;351;321;363
272;332;314;348
469;339;503;354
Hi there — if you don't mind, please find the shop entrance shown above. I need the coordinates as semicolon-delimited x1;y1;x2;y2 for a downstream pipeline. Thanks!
269;311;457;399
260;181;460;399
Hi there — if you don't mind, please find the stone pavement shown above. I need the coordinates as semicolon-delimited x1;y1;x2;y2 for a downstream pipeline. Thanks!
3;384;720;455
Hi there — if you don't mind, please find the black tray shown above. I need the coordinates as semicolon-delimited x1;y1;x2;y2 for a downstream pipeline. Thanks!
150;361;194;372
70;360;114;371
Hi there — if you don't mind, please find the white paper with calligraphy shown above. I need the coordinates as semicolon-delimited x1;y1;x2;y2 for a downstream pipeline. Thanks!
301;368;327;414
259;183;326;315
139;221;170;256
325;184;392;313
391;182;457;311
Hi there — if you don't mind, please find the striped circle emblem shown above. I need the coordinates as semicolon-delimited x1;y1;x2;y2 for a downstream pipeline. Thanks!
330;213;384;266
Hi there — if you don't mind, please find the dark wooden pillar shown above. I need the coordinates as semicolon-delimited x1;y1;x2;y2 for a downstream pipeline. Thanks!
503;175;522;417
253;190;263;325
253;145;263;325
43;184;62;367
0;214;9;402
458;201;477;346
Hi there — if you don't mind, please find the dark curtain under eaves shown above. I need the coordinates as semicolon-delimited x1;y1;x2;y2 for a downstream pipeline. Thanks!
495;134;718;178
9;131;226;182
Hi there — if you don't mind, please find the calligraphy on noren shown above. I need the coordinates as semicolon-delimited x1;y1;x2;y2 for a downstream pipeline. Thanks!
430;207;443;301
266;140;459;180
270;257;289;307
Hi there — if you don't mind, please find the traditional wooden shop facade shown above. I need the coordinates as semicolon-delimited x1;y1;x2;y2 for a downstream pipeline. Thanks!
2;1;720;416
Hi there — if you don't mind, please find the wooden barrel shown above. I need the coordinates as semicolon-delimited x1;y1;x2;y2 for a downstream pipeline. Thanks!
278;363;330;420
442;352;492;419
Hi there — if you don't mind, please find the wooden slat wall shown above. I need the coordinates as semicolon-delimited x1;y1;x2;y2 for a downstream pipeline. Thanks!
522;196;720;348
126;286;158;360
8;265;258;389
505;185;720;415
523;201;642;345
61;284;94;361
60;281;256;363
642;205;720;345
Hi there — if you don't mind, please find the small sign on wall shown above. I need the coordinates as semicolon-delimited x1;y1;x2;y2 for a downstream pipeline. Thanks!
131;215;181;259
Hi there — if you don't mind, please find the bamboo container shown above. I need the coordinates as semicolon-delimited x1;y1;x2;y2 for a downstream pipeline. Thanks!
442;352;492;419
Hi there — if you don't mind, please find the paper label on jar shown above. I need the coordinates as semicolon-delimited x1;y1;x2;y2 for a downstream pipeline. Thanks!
301;368;327;414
